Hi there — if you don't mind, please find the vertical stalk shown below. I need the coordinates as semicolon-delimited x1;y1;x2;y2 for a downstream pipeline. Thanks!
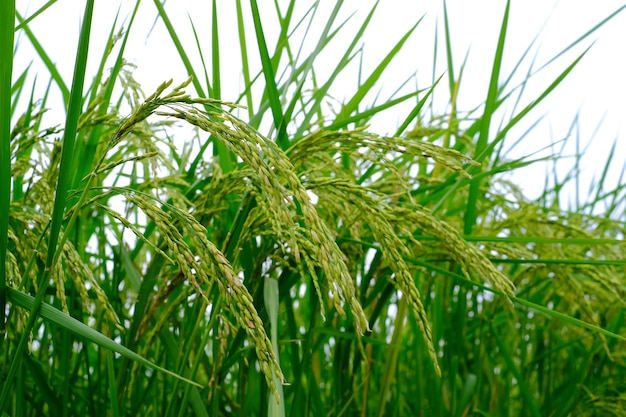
0;0;16;334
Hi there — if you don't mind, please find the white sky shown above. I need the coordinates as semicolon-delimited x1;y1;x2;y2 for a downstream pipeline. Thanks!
14;0;626;205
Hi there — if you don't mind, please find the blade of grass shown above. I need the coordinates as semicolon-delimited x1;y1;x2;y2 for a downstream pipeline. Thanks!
464;0;510;235
6;287;201;388
9;66;29;118
209;0;234;172
249;0;288;149
211;0;221;100
536;4;626;72
0;0;15;333
587;138;614;209
443;1;456;96
326;90;421;132
14;0;57;31
429;17;439;120
235;0;254;118
189;19;211;104
15;11;70;105
588;138;618;213
394;74;443;137
271;0;296;70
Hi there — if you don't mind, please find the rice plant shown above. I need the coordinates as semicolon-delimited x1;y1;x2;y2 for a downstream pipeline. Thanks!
1;1;625;416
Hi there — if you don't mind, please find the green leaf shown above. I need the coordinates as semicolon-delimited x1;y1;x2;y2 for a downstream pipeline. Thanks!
249;0;288;149
7;287;202;388
15;11;70;105
464;0;510;235
0;0;15;333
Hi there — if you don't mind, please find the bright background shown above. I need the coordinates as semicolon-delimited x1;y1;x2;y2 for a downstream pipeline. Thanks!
14;1;626;203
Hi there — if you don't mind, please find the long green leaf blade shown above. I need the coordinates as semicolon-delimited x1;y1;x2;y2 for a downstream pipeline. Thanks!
15;11;70;105
249;0;288;148
464;0;510;235
7;287;201;388
0;0;15;333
